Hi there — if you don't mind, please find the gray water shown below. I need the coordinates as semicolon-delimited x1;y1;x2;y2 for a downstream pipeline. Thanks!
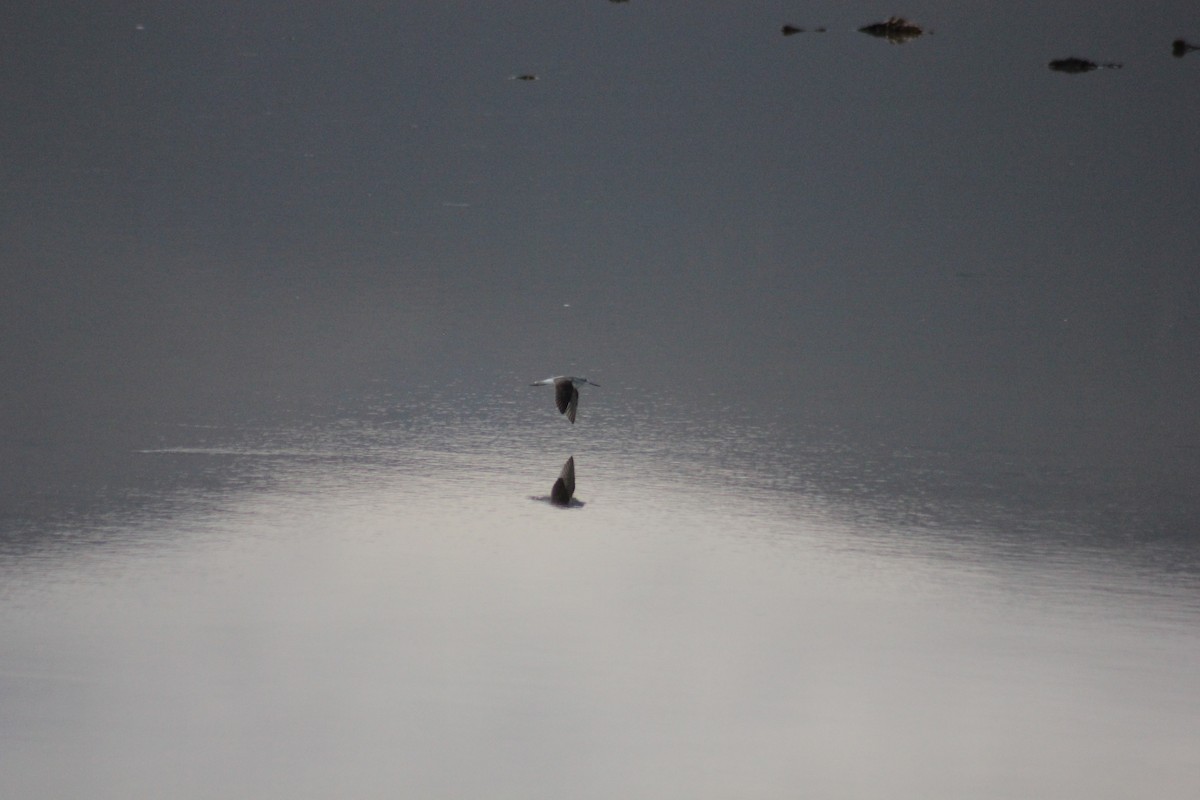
3;3;1200;798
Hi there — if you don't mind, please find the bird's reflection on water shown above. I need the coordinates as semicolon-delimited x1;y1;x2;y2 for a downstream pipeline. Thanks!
530;455;584;508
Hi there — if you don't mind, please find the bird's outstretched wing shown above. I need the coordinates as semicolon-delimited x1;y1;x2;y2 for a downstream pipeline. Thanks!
555;379;579;423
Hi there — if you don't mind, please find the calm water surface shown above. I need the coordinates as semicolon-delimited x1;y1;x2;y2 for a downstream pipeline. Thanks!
3;2;1200;797
3;391;1198;798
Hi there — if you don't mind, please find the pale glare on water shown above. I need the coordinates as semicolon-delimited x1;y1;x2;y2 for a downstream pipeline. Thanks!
4;398;1198;799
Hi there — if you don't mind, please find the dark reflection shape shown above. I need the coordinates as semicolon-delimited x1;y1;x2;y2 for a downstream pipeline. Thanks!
782;25;803;36
1173;39;1200;58
530;376;600;424
531;457;584;508
858;17;924;44
550;456;576;507
511;74;538;81
1048;57;1122;73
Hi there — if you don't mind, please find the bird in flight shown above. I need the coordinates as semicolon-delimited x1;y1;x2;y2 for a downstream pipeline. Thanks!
530;376;599;423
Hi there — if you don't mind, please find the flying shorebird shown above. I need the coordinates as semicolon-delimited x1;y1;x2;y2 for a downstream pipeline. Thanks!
530;376;599;423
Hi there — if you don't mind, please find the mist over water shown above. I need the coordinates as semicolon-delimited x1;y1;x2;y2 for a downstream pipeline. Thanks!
3;2;1200;798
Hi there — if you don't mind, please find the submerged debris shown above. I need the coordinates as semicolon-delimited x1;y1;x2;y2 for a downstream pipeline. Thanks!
1048;57;1122;73
1173;39;1200;58
858;17;924;44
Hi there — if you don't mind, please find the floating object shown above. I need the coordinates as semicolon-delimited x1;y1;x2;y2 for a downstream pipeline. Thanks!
511;74;538;81
782;25;803;36
1173;39;1200;58
550;456;576;507
1048;57;1122;73
859;17;923;44
530;376;599;424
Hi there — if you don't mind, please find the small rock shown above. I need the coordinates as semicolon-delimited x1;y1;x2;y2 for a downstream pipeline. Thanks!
1049;57;1097;73
1048;57;1121;73
859;17;924;44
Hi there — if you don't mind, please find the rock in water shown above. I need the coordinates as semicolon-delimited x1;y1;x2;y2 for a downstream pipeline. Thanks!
859;17;924;44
